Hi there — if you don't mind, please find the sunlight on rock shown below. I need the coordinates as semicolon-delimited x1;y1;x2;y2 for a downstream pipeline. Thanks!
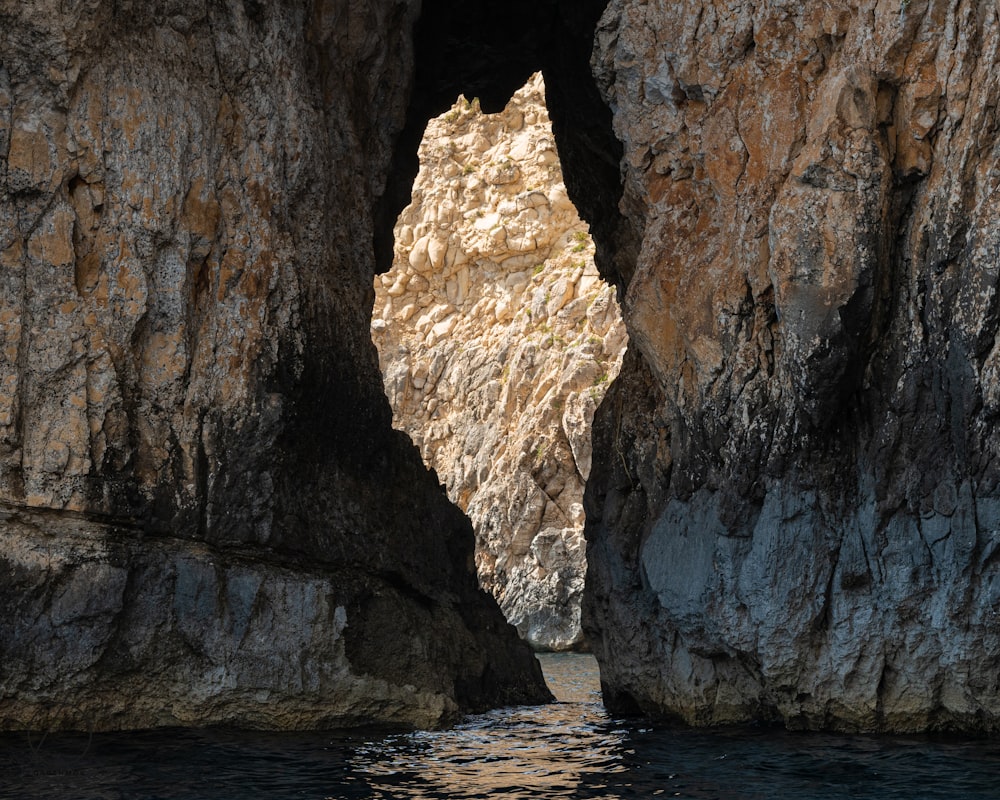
373;74;627;651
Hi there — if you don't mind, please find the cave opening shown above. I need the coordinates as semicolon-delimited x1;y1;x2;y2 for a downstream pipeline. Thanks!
366;0;641;648
371;73;628;652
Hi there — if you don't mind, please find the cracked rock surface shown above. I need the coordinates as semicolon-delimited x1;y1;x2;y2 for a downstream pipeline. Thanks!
583;0;1000;733
0;0;548;731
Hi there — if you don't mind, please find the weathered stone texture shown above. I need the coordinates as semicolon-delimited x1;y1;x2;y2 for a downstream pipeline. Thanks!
7;0;999;736
0;0;548;731
373;76;626;651
583;0;1000;733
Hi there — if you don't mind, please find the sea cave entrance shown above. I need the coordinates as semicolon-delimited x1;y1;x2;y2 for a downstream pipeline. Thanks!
371;74;628;652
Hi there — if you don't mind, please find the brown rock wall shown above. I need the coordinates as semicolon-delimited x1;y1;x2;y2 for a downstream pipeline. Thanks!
0;0;548;731
583;0;1000;733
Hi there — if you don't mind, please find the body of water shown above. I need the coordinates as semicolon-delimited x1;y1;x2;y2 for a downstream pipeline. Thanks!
1;653;997;799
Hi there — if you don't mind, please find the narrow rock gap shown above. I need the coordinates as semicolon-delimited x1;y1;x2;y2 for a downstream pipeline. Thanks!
371;75;628;652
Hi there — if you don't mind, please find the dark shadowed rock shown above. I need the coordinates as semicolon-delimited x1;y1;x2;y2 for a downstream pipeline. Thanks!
0;0;549;731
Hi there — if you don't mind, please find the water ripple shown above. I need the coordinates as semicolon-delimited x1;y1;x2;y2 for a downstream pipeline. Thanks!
1;654;998;799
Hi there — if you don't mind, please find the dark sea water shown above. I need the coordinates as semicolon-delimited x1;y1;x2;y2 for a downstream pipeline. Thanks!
2;653;998;799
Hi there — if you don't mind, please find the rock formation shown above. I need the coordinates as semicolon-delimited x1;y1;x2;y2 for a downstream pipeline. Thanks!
4;0;999;736
0;0;550;731
372;75;626;651
582;0;1000;733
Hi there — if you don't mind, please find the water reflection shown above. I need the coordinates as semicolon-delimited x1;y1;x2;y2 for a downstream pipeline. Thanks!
354;705;627;798
0;654;998;799
350;654;1000;800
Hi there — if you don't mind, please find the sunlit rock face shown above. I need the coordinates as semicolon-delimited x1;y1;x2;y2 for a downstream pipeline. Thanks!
373;75;626;651
582;0;1000;733
0;0;550;731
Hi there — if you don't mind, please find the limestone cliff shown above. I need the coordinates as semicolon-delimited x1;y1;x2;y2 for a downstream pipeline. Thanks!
372;75;626;651
0;0;549;731
6;0;1000;737
582;0;1000;733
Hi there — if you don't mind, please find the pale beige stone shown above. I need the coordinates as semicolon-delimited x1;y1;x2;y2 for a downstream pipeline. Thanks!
372;74;626;651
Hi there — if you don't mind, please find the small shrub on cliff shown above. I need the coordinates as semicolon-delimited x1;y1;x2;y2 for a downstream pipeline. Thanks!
534;442;547;464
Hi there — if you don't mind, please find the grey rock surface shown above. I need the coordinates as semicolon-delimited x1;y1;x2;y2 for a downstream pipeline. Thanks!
581;0;1000;733
0;0;549;731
